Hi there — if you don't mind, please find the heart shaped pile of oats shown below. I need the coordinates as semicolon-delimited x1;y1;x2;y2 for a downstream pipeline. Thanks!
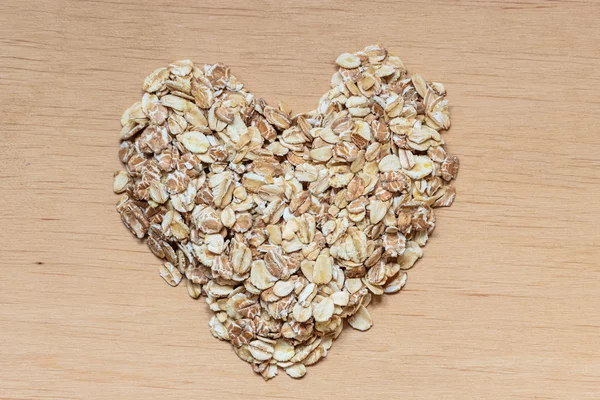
114;45;459;380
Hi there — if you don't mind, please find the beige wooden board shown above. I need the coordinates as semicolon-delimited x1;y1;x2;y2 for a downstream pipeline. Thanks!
1;0;599;398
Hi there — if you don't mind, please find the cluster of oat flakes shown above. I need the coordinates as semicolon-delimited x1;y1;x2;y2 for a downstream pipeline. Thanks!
114;45;458;380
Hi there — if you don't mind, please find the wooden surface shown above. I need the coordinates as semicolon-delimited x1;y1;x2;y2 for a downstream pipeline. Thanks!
1;1;599;398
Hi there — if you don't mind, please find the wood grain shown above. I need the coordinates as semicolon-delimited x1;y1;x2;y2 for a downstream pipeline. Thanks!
1;0;599;398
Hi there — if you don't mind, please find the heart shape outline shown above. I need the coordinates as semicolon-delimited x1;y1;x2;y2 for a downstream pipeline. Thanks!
114;44;459;380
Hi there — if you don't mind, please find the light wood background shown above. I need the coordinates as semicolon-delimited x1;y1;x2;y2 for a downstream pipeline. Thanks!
1;1;599;399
